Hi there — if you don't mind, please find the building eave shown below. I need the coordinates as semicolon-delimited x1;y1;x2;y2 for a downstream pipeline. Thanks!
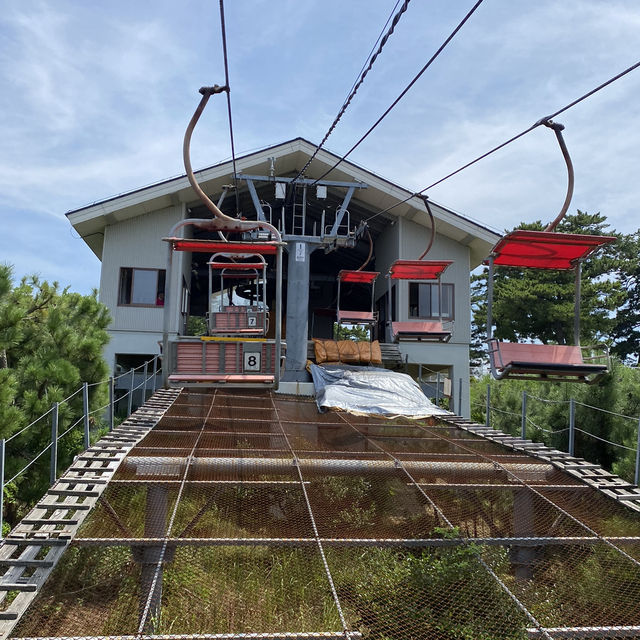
66;137;500;265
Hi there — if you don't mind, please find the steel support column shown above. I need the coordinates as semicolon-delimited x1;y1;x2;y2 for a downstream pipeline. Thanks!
132;485;171;632
283;241;314;381
512;487;536;580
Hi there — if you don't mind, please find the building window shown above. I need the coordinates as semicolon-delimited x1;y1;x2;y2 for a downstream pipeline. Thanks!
409;283;454;320
118;268;166;307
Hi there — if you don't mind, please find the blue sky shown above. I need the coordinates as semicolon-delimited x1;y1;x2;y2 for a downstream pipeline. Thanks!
1;0;639;294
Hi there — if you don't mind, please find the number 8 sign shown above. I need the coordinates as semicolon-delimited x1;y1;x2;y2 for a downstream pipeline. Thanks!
243;351;261;372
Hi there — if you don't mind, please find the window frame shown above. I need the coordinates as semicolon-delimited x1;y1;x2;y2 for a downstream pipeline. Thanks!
408;281;455;321
118;267;166;308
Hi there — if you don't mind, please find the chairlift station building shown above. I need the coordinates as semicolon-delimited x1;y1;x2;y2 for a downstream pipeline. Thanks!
66;138;499;416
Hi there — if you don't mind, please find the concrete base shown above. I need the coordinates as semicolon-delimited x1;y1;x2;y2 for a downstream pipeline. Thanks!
276;382;316;396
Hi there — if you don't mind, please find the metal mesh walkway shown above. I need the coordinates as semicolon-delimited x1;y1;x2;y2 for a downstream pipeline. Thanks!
7;389;640;639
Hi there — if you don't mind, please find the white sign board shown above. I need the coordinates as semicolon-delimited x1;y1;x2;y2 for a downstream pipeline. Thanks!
243;351;261;372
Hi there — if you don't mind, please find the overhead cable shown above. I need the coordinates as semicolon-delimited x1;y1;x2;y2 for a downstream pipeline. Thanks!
218;0;240;215
292;0;411;183
365;58;640;222
312;0;486;185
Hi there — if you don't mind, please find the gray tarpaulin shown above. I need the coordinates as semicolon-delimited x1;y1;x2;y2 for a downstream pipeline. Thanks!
309;363;449;418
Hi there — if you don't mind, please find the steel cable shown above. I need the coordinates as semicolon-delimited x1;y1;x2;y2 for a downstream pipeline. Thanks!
292;0;412;183
365;58;640;223
218;0;240;215
574;427;637;452
313;0;486;185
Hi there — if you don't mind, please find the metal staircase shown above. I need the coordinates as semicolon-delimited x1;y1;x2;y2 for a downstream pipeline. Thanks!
0;388;180;638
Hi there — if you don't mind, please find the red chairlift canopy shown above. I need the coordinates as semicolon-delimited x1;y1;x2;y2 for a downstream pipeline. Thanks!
338;270;380;284
388;260;453;280
164;237;280;255
208;262;265;270
490;230;616;270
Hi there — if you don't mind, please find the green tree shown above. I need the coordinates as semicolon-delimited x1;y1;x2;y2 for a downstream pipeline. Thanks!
470;269;489;371
612;231;640;365
333;323;371;341
0;265;111;523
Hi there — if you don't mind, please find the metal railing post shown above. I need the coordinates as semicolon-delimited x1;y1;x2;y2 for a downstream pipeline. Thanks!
108;377;114;432
128;368;135;417
142;361;148;404
485;384;491;428
50;402;59;486
568;398;575;456
83;382;90;450
435;373;440;406
0;439;5;539
635;416;640;486
152;355;158;392
521;390;527;440
458;378;462;416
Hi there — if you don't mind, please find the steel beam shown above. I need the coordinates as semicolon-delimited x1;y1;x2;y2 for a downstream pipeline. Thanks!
73;535;640;548
527;626;640;639
245;178;267;222
329;185;355;236
11;633;361;640
122;456;554;480
235;173;367;189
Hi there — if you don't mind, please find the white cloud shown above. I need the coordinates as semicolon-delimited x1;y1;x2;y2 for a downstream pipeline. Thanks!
1;0;639;294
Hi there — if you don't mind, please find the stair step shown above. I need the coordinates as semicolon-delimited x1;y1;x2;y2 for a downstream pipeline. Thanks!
36;503;91;511
0;583;37;592
68;464;114;471
0;559;54;568
4;538;67;546
565;463;601;470
48;489;100;497
0;612;18;620
21;518;79;526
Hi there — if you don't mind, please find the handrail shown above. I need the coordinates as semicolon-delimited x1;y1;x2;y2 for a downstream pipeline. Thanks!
0;354;162;537
1;356;160;478
476;381;640;484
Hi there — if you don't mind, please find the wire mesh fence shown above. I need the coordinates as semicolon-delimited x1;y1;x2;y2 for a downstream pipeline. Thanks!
474;384;640;485
9;389;640;639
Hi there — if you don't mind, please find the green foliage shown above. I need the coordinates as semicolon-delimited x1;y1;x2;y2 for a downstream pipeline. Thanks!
470;360;640;480
330;539;528;639
0;265;111;524
186;315;208;336
333;323;371;341
611;231;640;365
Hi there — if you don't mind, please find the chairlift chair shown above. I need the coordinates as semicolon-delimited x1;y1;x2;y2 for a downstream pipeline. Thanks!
164;239;284;388
387;259;454;342
335;269;379;336
161;86;286;389
486;118;616;384
486;230;615;383
207;252;269;336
